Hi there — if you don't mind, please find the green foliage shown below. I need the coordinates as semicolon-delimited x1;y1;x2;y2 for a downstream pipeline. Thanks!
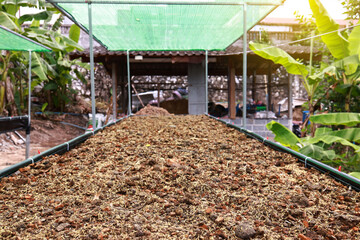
0;11;19;30
341;0;360;20
267;115;360;172
310;112;360;127
69;24;80;43
348;25;360;57
316;127;360;144
18;11;49;25
349;172;360;180
249;42;309;77
299;144;336;161
309;0;349;59
266;121;300;151
41;102;48;112
0;0;87;115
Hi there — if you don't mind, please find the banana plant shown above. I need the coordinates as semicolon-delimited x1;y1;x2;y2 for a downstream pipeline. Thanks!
309;0;360;112
250;0;360;135
0;0;86;114
266;112;360;173
249;42;320;135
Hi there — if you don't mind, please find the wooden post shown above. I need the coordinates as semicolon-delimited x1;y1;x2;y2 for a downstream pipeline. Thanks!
157;79;160;107
252;71;256;102
121;60;127;114
228;58;236;119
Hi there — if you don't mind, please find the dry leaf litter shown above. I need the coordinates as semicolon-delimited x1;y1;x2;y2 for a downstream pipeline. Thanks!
0;115;360;239
135;105;171;116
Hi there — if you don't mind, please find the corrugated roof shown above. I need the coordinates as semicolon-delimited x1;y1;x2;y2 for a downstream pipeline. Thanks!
70;40;318;59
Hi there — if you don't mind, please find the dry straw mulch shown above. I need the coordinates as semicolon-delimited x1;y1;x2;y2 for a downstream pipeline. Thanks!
0;115;360;239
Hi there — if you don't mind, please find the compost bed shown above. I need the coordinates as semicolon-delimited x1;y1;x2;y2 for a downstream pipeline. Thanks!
0;115;360;239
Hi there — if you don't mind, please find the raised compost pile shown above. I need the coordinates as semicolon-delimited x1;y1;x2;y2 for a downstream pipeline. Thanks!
135;104;171;116
0;115;360;239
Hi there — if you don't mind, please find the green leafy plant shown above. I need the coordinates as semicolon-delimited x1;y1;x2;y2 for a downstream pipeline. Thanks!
266;112;360;174
0;0;87;115
250;0;360;136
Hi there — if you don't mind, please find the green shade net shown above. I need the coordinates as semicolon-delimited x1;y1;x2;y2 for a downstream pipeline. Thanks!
54;0;283;51
0;26;50;52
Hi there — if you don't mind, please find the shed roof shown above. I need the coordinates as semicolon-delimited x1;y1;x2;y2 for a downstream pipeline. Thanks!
51;0;284;51
69;42;320;75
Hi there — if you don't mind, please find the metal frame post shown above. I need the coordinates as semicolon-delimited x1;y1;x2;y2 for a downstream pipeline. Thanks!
205;50;208;114
127;50;131;115
288;74;293;129
88;2;97;130
242;3;247;128
26;50;32;159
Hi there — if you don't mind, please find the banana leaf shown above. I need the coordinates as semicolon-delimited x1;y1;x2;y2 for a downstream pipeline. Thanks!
315;127;360;143
266;121;300;151
18;11;49;25
299;144;336;161
4;3;19;16
303;135;360;152
22;52;48;81
348;24;360;57
314;127;332;137
69;24;80;43
43;82;58;91
308;65;336;85
309;0;349;59
349;172;360;179
335;84;352;95
249;42;308;77
332;55;360;76
0;11;19;31
310;112;360;127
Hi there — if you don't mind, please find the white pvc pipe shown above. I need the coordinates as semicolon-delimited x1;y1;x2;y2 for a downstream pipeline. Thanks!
88;2;97;130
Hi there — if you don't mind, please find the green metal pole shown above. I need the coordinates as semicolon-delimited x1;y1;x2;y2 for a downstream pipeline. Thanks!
88;2;96;130
26;50;32;159
205;50;208;114
127;50;131;115
242;3;247;128
309;30;315;76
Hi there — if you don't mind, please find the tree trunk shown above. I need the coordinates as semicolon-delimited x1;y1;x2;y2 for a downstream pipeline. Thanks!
5;77;17;116
19;77;24;114
0;82;5;115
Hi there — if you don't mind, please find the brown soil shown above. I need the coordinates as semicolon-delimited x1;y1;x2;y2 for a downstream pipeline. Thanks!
135;104;171;116
0;115;359;239
0;114;87;170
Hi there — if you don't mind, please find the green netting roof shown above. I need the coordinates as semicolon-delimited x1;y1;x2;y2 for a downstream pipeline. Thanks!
53;0;283;51
0;25;51;52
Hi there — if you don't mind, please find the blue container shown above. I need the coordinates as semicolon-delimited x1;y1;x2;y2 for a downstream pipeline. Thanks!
302;111;310;124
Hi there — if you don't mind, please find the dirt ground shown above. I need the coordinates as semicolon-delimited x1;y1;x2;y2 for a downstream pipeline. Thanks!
0;114;88;170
